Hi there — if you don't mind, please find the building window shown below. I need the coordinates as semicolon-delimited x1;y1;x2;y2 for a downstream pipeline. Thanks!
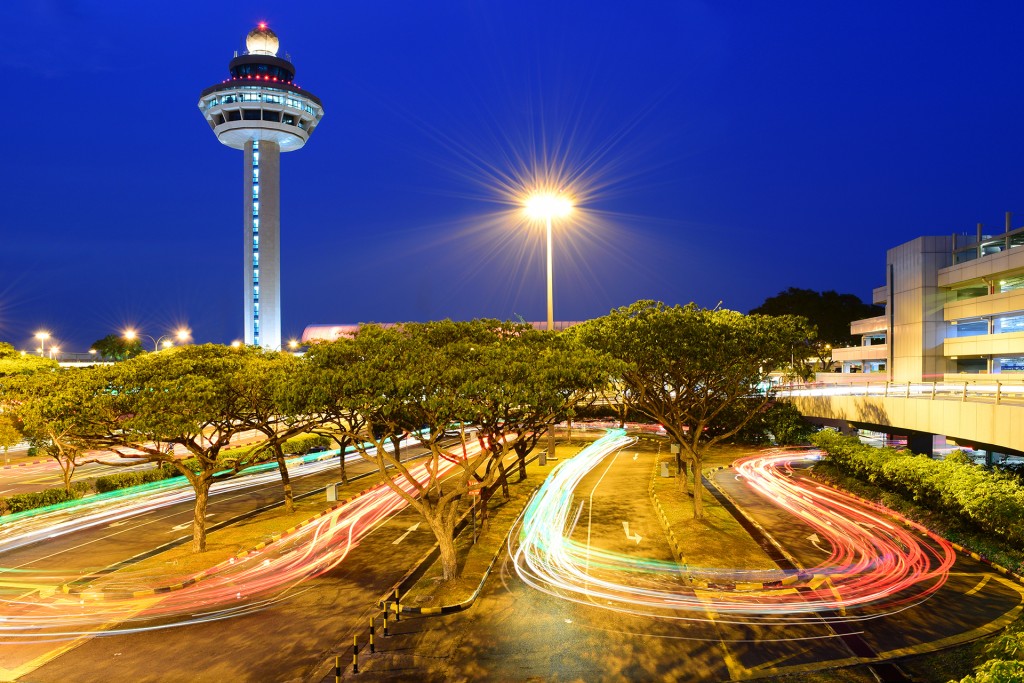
994;314;1024;334
953;320;988;337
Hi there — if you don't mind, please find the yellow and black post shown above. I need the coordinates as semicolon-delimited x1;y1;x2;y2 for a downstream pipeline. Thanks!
352;634;359;674
369;617;375;653
394;589;400;622
383;610;389;637
334;655;340;683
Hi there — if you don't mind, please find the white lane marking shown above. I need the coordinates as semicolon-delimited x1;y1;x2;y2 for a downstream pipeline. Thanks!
392;522;421;545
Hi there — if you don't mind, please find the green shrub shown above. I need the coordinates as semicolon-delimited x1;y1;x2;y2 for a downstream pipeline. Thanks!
812;431;1024;548
282;434;331;455
0;481;90;515
95;468;177;493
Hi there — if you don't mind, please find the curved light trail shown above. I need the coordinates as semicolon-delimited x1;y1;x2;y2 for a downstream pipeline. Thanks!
0;439;481;641
0;437;418;555
511;429;955;624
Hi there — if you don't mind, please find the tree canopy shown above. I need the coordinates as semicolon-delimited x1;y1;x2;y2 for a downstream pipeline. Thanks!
294;320;616;579
0;342;58;376
573;301;814;518
89;334;144;361
749;287;882;346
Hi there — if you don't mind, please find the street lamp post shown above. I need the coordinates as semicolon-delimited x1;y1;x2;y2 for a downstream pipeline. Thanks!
524;192;573;332
124;327;191;353
523;191;574;465
34;331;50;357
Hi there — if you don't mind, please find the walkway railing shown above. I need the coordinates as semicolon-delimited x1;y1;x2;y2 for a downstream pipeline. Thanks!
777;380;1024;405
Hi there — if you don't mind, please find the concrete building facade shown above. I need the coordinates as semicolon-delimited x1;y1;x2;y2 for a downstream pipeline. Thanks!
832;218;1024;383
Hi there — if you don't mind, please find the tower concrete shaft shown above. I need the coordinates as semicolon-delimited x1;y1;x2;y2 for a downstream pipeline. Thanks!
199;24;323;349
244;139;281;349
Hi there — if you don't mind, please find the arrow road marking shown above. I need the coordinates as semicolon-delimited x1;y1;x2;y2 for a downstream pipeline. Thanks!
171;514;214;532
622;521;642;544
807;532;829;554
632;453;639;462
392;522;421;545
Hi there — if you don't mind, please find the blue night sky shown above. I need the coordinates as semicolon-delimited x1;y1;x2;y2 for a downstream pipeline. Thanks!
4;1;1024;352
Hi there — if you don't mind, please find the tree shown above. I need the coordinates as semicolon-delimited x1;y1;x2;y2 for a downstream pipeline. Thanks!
232;351;318;513
573;301;814;518
3;370;103;491
750;288;882;347
70;345;274;552
0;413;23;465
0;342;58;376
296;320;614;580
287;340;366;485
89;334;144;361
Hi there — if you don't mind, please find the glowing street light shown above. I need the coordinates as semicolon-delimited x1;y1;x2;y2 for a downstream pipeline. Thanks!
34;331;50;357
49;346;60;360
523;192;573;332
523;191;574;466
124;327;191;353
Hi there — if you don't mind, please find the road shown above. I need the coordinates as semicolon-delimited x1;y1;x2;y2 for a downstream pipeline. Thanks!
345;433;1023;681
17;446;525;682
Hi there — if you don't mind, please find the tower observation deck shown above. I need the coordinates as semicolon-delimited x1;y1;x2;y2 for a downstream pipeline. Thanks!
198;24;324;349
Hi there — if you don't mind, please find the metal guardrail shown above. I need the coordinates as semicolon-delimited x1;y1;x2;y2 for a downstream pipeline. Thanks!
778;380;1024;404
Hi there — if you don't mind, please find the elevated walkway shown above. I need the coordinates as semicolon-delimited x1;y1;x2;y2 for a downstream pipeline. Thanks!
779;381;1024;454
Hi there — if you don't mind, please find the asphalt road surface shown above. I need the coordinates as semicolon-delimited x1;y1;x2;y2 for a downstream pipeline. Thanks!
340;439;1023;682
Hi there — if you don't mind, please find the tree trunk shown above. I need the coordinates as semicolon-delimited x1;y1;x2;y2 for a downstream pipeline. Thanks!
515;444;528;481
567;418;573;444
390;435;402;462
426;514;460;580
60;459;74;492
335;437;349;484
274;443;294;514
693;463;705;519
191;476;212;553
677;458;689;496
496;459;510;499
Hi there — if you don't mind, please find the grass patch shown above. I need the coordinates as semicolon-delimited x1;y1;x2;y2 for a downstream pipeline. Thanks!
652;443;776;570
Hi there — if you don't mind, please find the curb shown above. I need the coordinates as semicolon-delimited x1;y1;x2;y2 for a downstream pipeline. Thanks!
377;454;545;616
648;447;687;568
384;485;541;617
1;459;49;470
703;468;803;574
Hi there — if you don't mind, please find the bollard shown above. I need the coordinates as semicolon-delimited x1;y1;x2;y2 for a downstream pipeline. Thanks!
394;589;400;622
352;634;359;674
383;611;389;637
369;617;375;653
334;655;340;683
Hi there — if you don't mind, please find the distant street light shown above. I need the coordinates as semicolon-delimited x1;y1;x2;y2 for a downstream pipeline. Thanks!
124;327;192;353
49;346;60;361
34;331;50;357
523;192;573;332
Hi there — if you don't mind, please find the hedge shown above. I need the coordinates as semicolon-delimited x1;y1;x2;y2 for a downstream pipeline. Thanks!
0;481;91;515
812;430;1024;548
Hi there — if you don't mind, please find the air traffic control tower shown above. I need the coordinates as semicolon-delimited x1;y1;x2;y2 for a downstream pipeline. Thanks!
199;24;324;349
